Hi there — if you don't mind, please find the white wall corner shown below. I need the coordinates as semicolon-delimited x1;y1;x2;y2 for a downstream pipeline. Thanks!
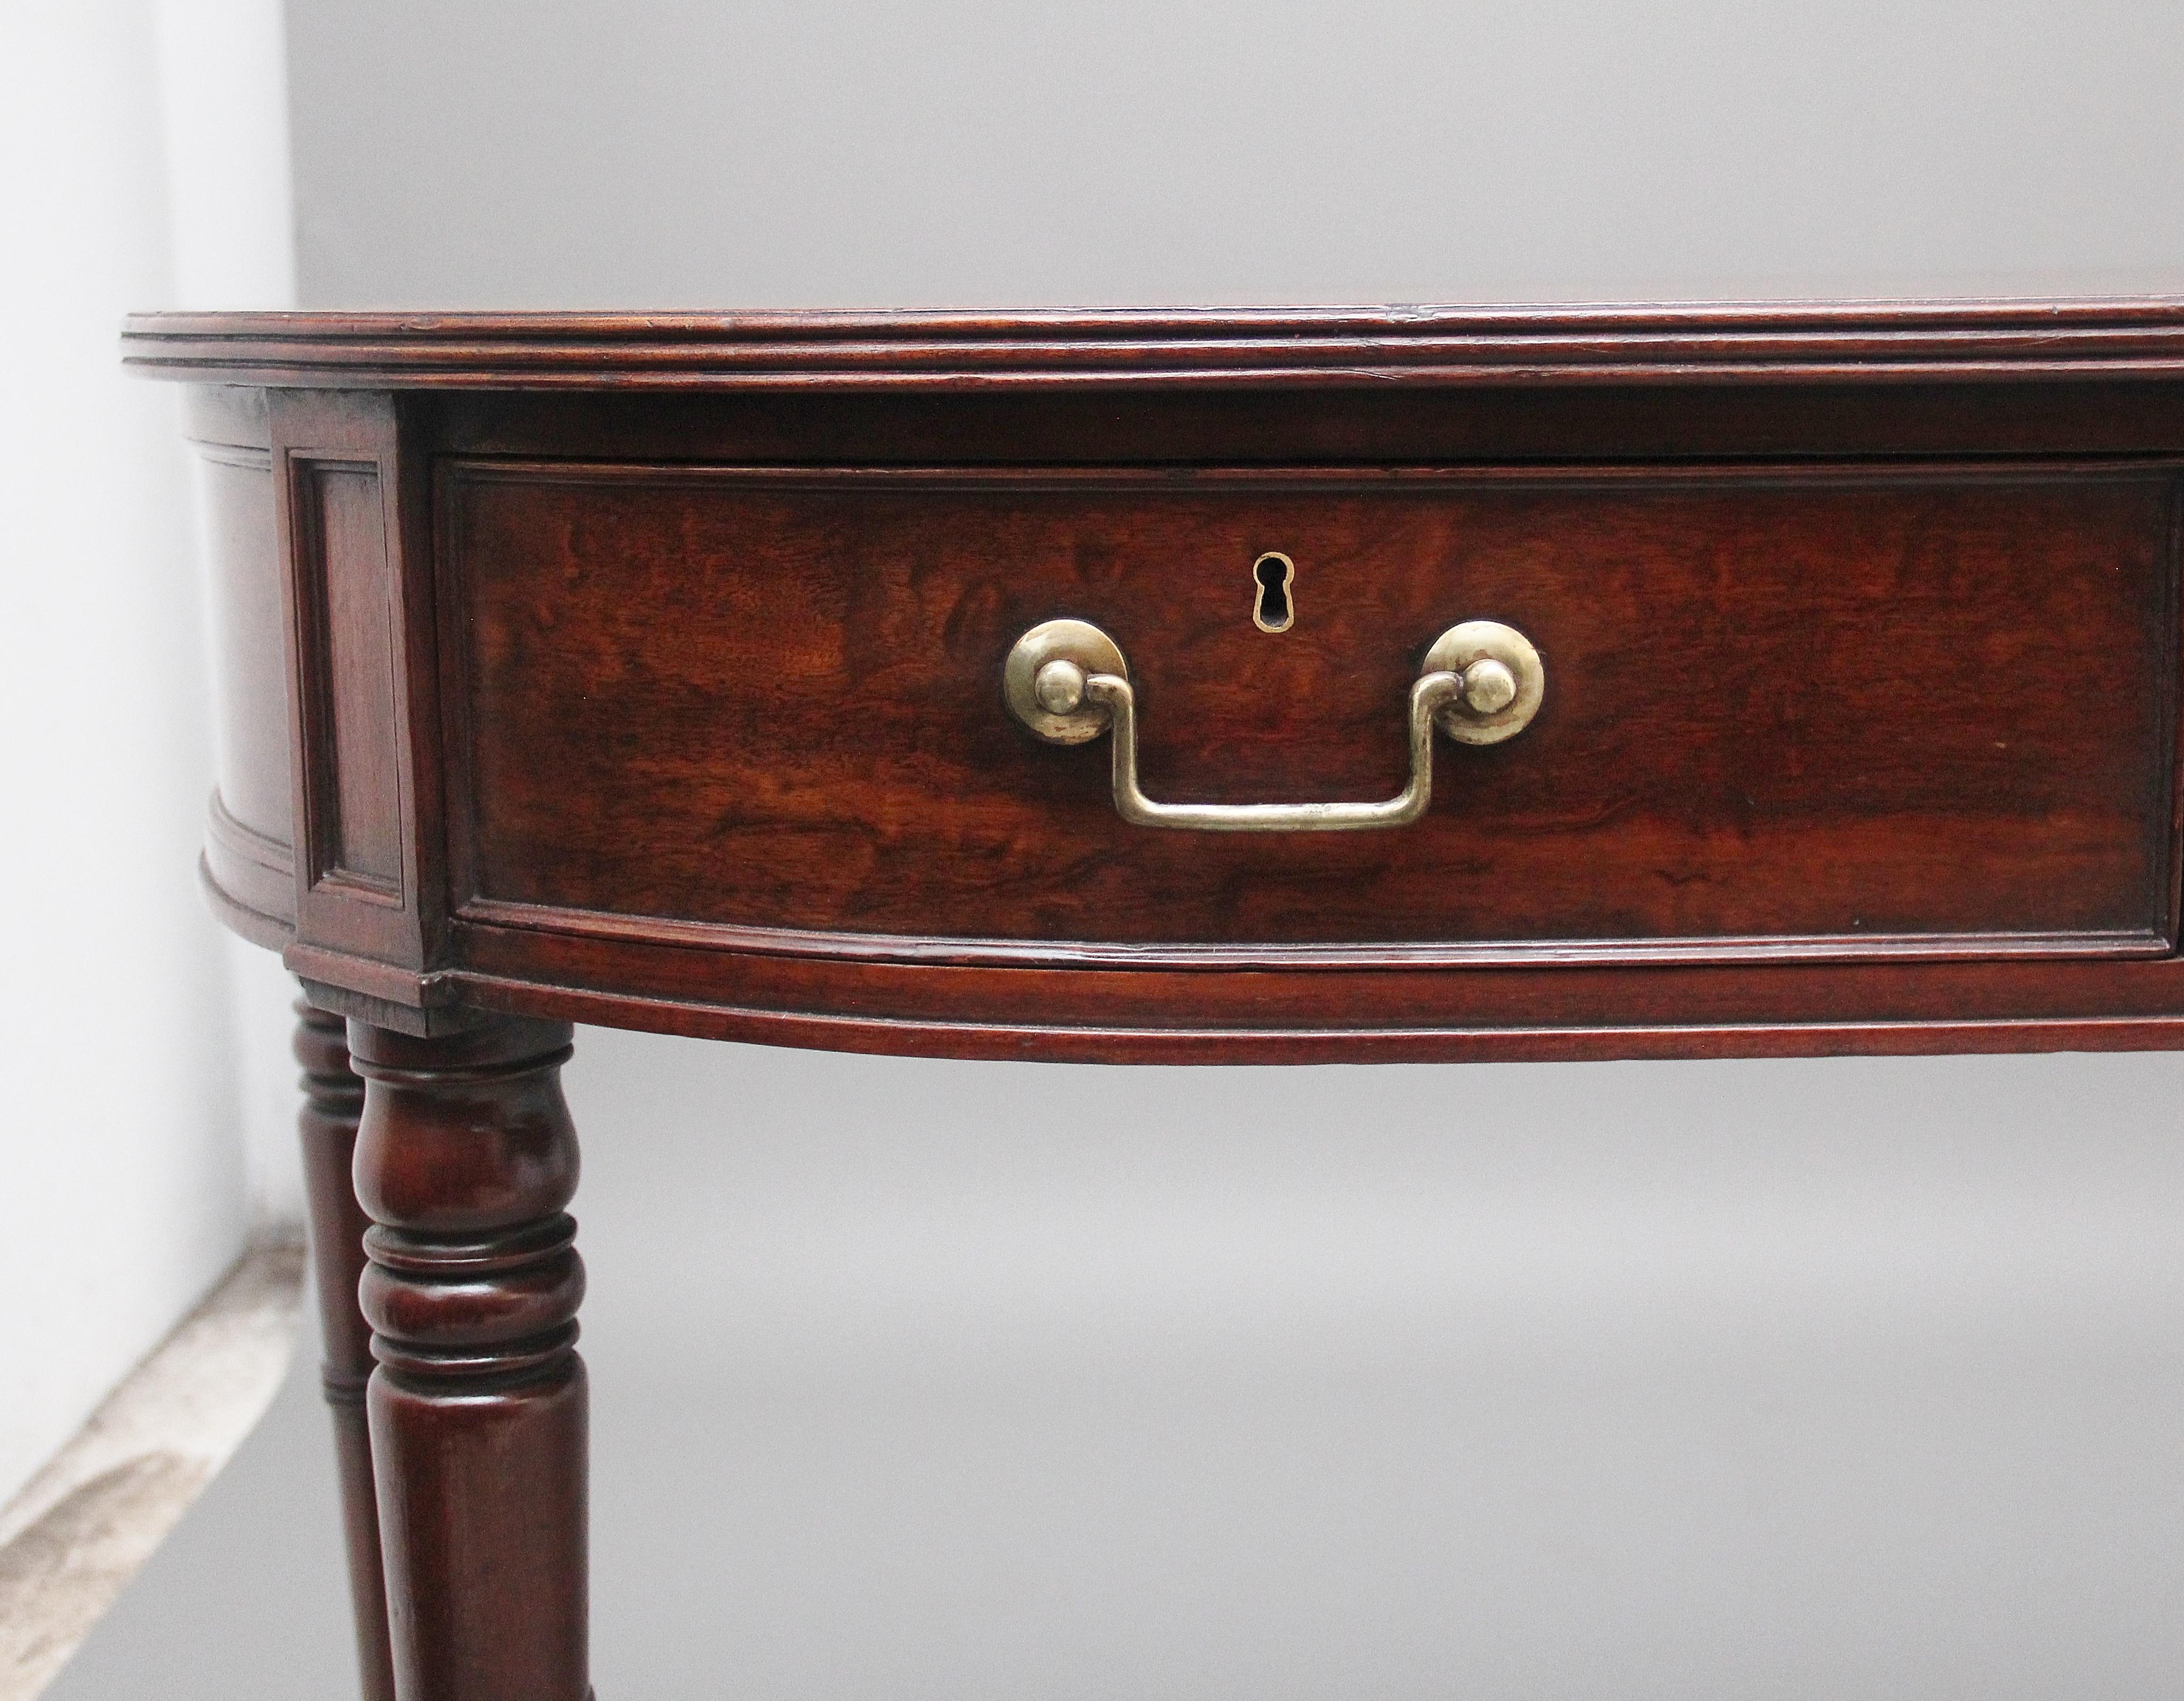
150;0;297;310
0;0;303;1521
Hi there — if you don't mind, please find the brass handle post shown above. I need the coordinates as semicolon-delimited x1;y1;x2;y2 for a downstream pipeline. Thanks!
1004;618;1543;833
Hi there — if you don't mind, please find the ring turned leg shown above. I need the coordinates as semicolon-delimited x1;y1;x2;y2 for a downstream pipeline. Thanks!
348;1015;589;1701
295;1001;397;1701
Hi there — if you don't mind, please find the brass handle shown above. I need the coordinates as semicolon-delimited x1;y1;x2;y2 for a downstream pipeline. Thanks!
1004;618;1543;832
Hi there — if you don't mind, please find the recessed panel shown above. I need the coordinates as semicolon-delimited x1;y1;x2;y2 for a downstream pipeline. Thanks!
297;460;403;897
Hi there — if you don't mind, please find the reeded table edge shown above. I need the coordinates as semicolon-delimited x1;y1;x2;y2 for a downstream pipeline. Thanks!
122;297;2184;390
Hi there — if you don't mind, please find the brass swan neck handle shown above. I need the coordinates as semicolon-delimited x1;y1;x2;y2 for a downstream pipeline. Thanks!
1003;618;1544;833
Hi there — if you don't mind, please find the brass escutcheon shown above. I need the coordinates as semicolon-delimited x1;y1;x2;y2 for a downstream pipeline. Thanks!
1251;551;1296;632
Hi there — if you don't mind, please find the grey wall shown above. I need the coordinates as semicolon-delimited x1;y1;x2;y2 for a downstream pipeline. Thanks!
289;0;2184;308
277;4;2184;1695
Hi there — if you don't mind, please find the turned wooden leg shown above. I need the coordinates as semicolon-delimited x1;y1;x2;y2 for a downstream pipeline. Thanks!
295;1001;397;1701
348;1015;589;1701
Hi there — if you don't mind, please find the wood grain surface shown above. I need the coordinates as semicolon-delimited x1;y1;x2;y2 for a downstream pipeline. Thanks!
118;298;2184;389
442;461;2179;959
126;303;2184;1059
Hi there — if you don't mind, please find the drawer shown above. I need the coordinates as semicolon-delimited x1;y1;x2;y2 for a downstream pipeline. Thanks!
441;458;2180;966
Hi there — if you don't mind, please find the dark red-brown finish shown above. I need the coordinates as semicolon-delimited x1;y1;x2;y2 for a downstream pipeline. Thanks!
131;302;2184;1059
348;1015;587;1701
132;302;2184;1700
295;1000;396;1701
443;460;2176;955
192;385;293;948
111;298;2184;389
273;388;449;989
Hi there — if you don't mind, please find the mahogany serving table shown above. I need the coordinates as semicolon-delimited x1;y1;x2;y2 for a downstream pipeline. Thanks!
126;303;2184;1699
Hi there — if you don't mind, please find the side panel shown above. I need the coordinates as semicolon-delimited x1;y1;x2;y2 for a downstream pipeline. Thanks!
186;385;293;942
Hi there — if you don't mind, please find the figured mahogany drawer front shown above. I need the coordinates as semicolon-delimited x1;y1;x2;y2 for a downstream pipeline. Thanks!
442;461;2180;965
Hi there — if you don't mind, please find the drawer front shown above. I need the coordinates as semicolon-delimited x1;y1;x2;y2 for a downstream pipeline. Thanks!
442;461;2180;965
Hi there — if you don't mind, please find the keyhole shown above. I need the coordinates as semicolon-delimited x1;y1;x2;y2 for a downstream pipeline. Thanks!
1252;551;1295;633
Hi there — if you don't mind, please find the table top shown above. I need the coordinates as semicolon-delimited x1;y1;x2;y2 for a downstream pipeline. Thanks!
123;297;2184;391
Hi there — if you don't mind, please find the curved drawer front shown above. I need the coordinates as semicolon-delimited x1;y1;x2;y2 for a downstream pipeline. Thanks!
442;460;2180;968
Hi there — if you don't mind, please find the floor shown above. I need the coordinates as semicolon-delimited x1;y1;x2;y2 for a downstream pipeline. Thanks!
1;1245;302;1701
41;1336;354;1701
43;1032;2184;1699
